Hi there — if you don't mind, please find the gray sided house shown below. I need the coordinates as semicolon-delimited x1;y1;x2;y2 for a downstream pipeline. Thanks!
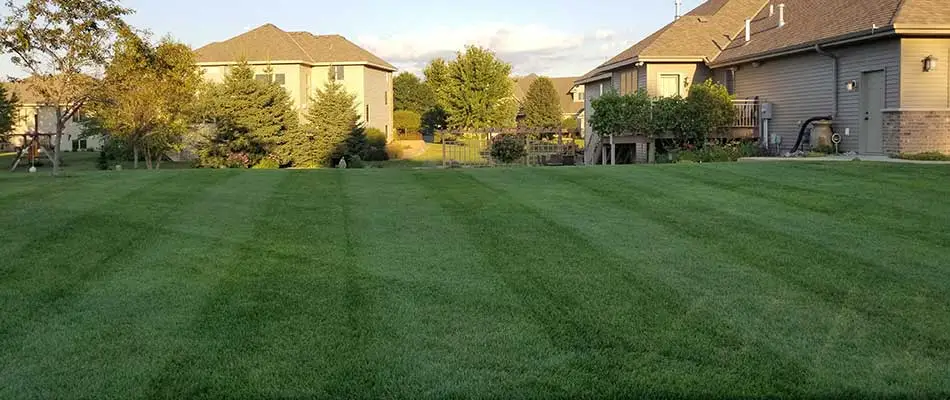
579;0;950;162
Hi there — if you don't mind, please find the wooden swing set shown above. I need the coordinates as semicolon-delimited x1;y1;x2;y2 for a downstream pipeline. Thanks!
8;114;56;172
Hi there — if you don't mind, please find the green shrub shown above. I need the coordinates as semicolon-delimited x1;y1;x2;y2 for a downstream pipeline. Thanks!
897;151;950;161
362;127;389;161
651;96;689;137
811;144;837;155
490;134;527;164
346;154;365;169
385;142;405;160
684;80;734;142
394;110;422;135
252;157;280;169
96;151;110;170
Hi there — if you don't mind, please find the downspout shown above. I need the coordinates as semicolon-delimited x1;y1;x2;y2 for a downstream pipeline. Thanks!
815;44;839;119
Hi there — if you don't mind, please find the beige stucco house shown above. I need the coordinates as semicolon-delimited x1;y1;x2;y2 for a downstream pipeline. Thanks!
2;79;99;153
195;24;396;141
578;0;950;162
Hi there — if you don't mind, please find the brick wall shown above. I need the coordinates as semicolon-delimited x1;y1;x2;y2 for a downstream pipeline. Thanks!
883;110;950;154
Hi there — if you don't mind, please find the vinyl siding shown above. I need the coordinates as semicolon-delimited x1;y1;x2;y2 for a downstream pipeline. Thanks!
612;67;640;95
363;67;394;140
645;63;709;97
311;65;367;124
8;105;99;151
731;38;900;153
900;38;950;109
582;78;611;139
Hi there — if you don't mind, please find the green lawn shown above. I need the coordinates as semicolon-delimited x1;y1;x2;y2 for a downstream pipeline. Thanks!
1;163;949;398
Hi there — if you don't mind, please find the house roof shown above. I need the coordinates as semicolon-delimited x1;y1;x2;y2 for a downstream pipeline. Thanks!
713;0;950;66
577;0;768;83
4;79;43;104
3;75;94;105
195;24;396;71
513;74;584;115
713;0;903;65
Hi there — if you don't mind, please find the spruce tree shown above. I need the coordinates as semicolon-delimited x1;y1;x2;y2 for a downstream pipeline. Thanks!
201;62;297;167
284;70;359;167
522;76;562;129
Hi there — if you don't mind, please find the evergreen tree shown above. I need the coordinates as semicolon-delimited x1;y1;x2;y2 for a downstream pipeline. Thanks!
0;84;18;144
200;62;297;168
522;76;562;129
425;47;517;130
283;71;359;167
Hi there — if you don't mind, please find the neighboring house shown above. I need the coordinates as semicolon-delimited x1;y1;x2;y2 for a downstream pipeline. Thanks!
513;74;586;128
195;24;397;141
579;0;950;161
2;79;99;153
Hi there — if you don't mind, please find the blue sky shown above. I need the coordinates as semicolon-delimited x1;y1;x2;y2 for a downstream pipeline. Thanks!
2;0;709;78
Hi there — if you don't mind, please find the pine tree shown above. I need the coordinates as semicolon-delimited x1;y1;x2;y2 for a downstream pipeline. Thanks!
0;84;18;144
201;62;297;167
522;76;562;129
283;71;359;167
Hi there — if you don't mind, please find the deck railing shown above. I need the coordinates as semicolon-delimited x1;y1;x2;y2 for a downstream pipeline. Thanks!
733;99;759;128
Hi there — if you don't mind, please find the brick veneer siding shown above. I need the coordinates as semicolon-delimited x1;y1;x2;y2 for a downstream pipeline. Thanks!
883;110;950;154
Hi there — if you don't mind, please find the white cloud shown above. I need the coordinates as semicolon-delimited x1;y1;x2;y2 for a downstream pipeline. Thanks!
356;24;635;78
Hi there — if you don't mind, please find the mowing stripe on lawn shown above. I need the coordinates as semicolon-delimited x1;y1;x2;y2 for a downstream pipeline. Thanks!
543;166;949;395
414;170;811;398
0;171;269;398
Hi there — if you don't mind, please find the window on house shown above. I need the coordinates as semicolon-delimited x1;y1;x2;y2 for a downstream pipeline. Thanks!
385;125;389;137
334;66;345;80
385;91;388;105
658;74;682;97
255;74;272;83
72;111;84;123
365;104;369;123
273;74;286;85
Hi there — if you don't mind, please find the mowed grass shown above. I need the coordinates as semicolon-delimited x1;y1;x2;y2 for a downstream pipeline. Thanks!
1;163;949;399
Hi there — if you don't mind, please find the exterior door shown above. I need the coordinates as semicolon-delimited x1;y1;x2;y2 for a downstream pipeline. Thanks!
860;70;885;154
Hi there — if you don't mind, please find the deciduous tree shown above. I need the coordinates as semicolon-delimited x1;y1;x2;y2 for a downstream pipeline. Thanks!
393;110;421;135
425;47;517;130
522;76;562;129
393;72;434;114
89;35;201;169
0;0;133;175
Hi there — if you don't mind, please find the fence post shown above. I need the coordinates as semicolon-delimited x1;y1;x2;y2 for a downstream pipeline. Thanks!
442;133;447;168
524;135;530;166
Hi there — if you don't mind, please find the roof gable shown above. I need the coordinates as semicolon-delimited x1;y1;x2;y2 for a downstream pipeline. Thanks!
195;24;395;70
893;0;950;26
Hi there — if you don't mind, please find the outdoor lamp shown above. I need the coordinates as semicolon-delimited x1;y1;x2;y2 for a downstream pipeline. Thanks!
923;55;938;72
846;80;858;92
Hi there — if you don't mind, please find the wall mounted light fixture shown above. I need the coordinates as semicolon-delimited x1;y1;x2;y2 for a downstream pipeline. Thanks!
923;55;938;72
846;80;858;92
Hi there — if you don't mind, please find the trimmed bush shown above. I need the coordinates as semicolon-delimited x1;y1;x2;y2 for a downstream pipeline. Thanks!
362;127;389;161
490;134;527;164
897;151;950;161
252;157;280;169
394;110;422;135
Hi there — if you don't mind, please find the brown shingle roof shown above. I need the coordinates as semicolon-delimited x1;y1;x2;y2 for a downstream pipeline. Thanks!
602;0;768;65
513;74;584;115
713;0;903;65
893;0;950;26
195;24;396;71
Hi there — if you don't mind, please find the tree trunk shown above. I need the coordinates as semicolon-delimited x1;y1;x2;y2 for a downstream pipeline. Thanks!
52;108;64;176
144;147;153;170
133;145;139;169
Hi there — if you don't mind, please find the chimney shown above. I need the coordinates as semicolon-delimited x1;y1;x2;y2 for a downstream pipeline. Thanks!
745;19;751;42
675;0;683;20
779;3;786;27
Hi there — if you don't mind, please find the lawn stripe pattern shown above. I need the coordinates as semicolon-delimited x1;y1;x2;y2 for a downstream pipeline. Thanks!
0;163;948;399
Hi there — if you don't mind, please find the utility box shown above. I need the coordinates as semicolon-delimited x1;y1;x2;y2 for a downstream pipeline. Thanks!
760;103;774;120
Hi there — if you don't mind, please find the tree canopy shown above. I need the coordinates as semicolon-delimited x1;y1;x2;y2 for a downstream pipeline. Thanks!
424;47;517;130
522;76;562;129
393;72;435;114
0;0;134;174
89;35;201;169
0;84;18;144
198;63;298;168
281;70;360;168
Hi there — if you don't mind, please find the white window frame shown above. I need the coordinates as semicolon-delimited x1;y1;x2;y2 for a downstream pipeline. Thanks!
658;73;684;97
